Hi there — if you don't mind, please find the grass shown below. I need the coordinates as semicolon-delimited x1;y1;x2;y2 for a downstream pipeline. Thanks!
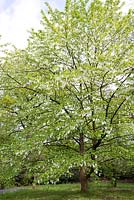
0;181;134;200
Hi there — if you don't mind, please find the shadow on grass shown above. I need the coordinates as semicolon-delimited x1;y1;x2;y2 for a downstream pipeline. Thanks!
0;189;87;200
0;183;134;200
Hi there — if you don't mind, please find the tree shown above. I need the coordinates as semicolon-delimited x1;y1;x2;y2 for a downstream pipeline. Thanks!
0;0;134;192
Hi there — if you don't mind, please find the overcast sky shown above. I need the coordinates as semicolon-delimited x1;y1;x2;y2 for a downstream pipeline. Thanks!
0;0;133;49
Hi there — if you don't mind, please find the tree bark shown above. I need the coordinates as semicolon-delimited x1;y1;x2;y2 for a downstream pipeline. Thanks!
79;133;88;192
80;166;88;192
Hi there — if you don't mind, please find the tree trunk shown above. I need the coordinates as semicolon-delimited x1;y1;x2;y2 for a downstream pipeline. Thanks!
79;133;88;192
80;166;88;192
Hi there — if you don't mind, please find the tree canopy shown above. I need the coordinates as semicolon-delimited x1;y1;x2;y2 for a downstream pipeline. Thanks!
0;0;134;192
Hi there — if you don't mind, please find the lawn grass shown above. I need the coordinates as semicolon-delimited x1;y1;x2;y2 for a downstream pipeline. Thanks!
0;181;134;200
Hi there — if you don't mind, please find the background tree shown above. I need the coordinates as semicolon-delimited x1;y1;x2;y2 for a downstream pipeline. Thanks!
99;144;134;187
0;0;134;192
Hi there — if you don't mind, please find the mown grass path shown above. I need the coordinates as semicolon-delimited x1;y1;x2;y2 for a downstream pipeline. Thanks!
0;182;134;200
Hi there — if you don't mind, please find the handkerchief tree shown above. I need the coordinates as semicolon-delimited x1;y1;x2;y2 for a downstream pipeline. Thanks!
0;0;134;192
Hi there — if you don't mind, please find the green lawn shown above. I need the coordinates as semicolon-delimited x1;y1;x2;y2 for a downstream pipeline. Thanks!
0;182;134;200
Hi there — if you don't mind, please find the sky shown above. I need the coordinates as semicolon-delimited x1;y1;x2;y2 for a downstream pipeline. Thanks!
0;0;134;49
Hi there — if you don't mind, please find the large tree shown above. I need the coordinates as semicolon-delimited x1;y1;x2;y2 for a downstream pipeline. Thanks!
0;0;134;192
